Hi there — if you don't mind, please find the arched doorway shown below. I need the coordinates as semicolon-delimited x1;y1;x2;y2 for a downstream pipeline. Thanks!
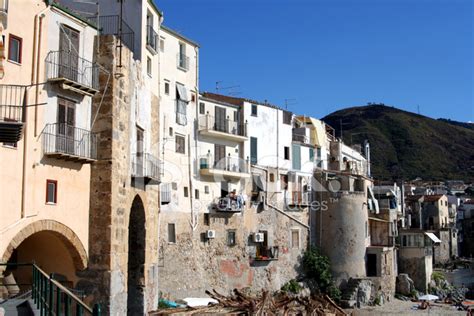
1;220;88;290
127;195;146;315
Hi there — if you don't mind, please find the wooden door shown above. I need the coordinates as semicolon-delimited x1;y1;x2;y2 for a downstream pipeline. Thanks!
57;98;75;154
214;106;226;132
214;144;225;170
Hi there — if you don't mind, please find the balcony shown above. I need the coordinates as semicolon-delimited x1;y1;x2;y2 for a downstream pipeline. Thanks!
292;133;309;144
146;25;158;54
214;197;243;213
45;51;99;96
177;53;189;71
87;15;135;53
0;0;8;27
0;85;26;143
253;246;279;261
199;155;250;180
198;114;248;142
286;191;310;208
131;153;160;185
42;123;97;163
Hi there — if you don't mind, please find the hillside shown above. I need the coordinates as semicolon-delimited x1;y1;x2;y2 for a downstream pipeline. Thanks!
322;105;474;182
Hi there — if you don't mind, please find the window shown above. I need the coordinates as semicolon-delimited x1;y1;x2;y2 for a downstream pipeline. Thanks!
291;229;300;248
283;110;292;125
168;223;176;243
8;34;22;64
46;180;57;204
227;230;236;246
184;186;189;197
176;84;188;125
172;182;178;190
175;135;185;154
191;94;196;102
250;137;258;164
233;111;238;122
160;183;171;204
269;173;275;182
309;148;314;161
199;102;205;114
204;185;210;194
251;104;258;116
146;57;152;76
281;175;288;190
178;42;187;70
159;37;165;52
204;213;210;226
284;146;290;160
164;81;170;95
195;189;199;199
169;127;173;136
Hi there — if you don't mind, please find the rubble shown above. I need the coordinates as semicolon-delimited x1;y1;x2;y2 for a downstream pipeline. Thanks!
150;288;348;315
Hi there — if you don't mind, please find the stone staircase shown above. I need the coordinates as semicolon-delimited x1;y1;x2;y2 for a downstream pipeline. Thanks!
0;291;40;316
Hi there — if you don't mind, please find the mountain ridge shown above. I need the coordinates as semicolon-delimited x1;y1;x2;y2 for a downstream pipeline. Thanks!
322;104;474;182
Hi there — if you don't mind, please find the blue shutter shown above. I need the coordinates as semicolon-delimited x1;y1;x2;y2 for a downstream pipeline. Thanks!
250;137;258;164
292;144;301;170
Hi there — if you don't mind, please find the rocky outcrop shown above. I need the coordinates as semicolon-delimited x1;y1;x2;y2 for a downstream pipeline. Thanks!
396;274;415;296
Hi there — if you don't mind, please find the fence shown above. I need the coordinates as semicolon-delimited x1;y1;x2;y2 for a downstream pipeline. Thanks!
0;263;100;315
198;114;247;137
131;153;160;181
88;15;135;53
42;123;97;160
45;51;99;91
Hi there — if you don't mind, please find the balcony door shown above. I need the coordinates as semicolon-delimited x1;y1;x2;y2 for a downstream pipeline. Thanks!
214;144;225;170
57;98;75;154
214;106;226;133
136;127;144;176
59;25;80;82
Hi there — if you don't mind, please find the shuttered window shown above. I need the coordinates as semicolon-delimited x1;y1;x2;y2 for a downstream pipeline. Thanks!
292;144;301;170
175;135;185;154
250;137;258;164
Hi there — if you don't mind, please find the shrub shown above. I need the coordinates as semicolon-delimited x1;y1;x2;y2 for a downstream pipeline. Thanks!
431;271;445;286
302;247;340;300
281;279;302;294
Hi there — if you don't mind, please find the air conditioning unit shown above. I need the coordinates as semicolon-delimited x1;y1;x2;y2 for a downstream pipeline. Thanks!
253;233;264;243
206;230;216;239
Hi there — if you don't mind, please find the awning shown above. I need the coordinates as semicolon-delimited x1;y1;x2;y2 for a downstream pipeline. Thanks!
252;174;266;192
424;232;441;243
176;84;189;102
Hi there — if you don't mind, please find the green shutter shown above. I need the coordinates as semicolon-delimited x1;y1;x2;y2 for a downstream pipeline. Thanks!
309;148;314;161
250;137;258;164
292;144;301;170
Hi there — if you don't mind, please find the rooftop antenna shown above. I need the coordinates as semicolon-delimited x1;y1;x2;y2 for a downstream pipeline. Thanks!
73;0;100;55
215;81;240;95
339;119;350;141
284;98;297;110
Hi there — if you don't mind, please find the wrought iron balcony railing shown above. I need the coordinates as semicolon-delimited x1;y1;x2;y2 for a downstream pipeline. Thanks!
199;155;249;174
0;84;26;122
45;51;99;95
215;197;244;213
87;15;135;53
131;153;160;184
42;123;97;162
177;53;189;71
198;114;247;138
146;25;158;53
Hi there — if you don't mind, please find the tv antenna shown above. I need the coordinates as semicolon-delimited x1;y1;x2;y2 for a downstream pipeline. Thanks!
284;98;297;110
215;81;240;95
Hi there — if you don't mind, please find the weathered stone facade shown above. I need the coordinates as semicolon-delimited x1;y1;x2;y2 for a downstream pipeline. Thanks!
158;171;309;299
76;35;160;315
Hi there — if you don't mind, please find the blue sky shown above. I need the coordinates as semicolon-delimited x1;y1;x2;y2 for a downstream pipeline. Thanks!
156;0;473;122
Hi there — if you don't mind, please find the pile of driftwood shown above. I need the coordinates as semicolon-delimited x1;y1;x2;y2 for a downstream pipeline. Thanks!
150;288;348;315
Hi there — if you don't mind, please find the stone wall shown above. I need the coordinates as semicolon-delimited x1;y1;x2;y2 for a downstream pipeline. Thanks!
76;35;160;315
158;174;309;300
398;248;432;292
434;230;451;265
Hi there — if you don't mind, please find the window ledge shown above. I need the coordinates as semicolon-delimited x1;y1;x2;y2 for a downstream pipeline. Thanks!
46;202;56;206
7;59;21;66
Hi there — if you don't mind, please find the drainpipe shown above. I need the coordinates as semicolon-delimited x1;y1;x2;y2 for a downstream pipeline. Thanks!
35;8;49;137
20;6;49;219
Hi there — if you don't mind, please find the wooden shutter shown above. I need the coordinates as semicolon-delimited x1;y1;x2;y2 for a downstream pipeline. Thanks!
214;144;225;169
292;144;301;170
250;137;257;164
215;106;226;132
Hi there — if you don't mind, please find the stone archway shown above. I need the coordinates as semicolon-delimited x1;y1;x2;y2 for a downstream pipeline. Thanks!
1;220;88;271
127;195;146;316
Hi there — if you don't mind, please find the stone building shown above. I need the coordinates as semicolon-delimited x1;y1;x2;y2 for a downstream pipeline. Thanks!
0;0;98;295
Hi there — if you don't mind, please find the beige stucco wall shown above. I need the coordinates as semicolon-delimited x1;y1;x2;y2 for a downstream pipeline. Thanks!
1;3;96;284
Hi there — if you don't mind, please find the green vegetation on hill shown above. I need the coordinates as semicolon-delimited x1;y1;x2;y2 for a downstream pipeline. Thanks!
322;105;474;182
